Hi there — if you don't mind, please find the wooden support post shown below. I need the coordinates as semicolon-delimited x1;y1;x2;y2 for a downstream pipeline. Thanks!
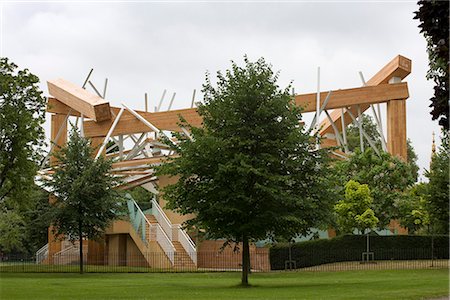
49;114;67;164
387;99;407;161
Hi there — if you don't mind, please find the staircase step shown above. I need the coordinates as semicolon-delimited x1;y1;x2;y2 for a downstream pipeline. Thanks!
145;214;158;224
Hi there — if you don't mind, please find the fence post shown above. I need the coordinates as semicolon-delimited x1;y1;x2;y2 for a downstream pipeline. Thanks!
431;234;434;267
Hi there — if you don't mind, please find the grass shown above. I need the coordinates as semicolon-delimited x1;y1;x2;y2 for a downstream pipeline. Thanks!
0;269;448;299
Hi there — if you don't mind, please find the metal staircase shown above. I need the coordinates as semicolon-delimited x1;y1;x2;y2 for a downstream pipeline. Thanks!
125;194;197;268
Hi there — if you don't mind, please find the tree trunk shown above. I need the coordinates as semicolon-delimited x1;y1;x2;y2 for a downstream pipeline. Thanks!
241;235;250;286
79;220;83;274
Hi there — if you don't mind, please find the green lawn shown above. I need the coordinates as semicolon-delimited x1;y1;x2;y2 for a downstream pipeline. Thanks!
0;269;448;299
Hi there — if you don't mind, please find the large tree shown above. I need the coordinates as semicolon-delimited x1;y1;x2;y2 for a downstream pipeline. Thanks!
424;131;449;234
46;128;124;273
160;57;333;285
0;58;46;207
0;58;46;254
414;0;449;129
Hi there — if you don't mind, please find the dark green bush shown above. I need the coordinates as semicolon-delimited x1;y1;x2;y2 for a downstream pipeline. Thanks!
270;235;449;270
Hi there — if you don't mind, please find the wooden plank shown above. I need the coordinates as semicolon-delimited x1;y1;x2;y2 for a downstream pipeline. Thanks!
83;83;407;138
84;108;202;137
387;99;407;160
112;156;176;169
295;82;408;112
319;55;412;136
47;78;111;122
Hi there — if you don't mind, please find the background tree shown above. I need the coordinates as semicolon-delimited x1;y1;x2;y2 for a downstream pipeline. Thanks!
331;149;416;229
424;131;449;234
396;183;430;234
160;57;333;285
0;58;46;205
0;58;46;254
46;128;124;273
346;115;382;152
414;0;449;129
335;180;379;235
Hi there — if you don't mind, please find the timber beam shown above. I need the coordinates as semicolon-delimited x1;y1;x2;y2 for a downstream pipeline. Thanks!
319;55;411;136
79;83;408;137
48;78;111;122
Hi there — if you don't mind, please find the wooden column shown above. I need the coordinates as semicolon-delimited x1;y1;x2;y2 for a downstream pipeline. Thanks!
49;114;67;164
387;99;407;161
48;114;68;263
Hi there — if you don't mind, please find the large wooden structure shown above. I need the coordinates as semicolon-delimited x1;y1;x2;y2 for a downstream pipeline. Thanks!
38;55;411;270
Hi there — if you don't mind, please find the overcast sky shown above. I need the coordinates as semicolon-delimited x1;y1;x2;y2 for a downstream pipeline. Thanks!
1;1;442;180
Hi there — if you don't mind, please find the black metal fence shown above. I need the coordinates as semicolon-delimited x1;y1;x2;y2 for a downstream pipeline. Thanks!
0;248;448;273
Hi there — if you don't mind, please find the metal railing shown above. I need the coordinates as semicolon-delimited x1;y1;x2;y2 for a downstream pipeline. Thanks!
150;198;197;266
151;198;173;240
35;243;49;264
150;224;175;264
174;225;197;265
1;248;448;273
52;242;87;265
127;195;176;265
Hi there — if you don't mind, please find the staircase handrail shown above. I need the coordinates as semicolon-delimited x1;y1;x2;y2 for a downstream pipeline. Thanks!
151;198;173;240
150;223;175;264
35;243;49;264
175;225;197;265
127;194;176;265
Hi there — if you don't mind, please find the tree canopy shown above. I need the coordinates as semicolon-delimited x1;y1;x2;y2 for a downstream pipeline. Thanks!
414;0;449;129
0;58;46;208
159;57;333;285
0;58;47;254
424;131;449;234
46;128;124;273
335;180;378;234
331;149;416;229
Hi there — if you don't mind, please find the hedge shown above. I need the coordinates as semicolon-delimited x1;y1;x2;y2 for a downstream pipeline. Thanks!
270;234;449;270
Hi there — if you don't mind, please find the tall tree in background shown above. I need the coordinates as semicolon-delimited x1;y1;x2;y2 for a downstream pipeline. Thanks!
414;0;449;129
425;131;449;234
46;129;124;273
0;58;46;207
0;58;46;253
160;57;333;285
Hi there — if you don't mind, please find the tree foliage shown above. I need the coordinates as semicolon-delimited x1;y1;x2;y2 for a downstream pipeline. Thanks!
335;180;379;234
0;58;46;207
414;0;449;129
424;131;449;234
159;57;333;285
396;183;430;234
46;128;124;273
0;58;47;254
331;149;416;228
345;115;419;181
346;115;382;152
